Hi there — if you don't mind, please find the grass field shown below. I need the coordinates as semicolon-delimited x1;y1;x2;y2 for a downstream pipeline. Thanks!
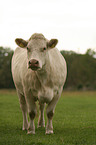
0;90;96;145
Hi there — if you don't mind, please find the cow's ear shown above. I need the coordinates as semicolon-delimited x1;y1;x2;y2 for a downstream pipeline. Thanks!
48;39;58;48
15;38;28;48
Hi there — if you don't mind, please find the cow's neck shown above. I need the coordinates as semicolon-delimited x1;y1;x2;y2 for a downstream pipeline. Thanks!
35;58;51;89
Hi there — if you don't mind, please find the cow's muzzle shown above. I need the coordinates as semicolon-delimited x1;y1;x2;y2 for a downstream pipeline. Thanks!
28;59;40;70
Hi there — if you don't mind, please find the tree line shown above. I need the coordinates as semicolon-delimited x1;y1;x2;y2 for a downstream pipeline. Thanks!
0;47;14;88
0;47;96;90
61;49;96;90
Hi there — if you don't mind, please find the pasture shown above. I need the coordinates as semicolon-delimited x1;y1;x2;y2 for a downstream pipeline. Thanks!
0;90;96;145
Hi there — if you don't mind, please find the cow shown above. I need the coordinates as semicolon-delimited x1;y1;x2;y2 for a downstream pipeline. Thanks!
11;33;67;134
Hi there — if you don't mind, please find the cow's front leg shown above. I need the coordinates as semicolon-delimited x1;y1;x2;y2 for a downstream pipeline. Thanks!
28;107;36;134
46;109;54;134
38;103;46;128
46;93;61;134
25;92;37;134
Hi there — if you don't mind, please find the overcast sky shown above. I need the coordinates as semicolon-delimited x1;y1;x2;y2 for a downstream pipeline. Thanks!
0;0;96;53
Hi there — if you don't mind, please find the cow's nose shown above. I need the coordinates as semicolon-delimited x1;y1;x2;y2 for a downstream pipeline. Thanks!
29;59;39;69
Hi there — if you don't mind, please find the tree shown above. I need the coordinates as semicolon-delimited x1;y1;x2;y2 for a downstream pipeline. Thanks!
0;47;14;88
61;49;96;90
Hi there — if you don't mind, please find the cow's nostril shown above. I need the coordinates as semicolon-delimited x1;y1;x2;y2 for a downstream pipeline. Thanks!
35;61;39;64
29;61;31;65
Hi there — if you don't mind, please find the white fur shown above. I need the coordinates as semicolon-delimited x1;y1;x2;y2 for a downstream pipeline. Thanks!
11;33;67;134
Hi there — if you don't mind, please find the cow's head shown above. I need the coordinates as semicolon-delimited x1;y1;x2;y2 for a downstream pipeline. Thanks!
15;33;58;71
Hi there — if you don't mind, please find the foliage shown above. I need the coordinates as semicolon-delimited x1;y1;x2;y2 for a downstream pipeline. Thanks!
0;90;96;145
0;47;14;88
61;49;96;90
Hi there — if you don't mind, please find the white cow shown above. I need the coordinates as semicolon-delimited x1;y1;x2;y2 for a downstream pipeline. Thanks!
11;33;67;134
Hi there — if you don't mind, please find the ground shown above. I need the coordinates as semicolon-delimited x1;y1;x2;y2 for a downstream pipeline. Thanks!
0;90;96;145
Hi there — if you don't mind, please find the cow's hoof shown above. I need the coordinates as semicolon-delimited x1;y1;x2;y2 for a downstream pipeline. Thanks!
37;124;45;128
45;130;53;134
37;120;45;128
27;130;35;135
22;128;27;131
22;123;28;131
22;126;28;131
27;125;35;134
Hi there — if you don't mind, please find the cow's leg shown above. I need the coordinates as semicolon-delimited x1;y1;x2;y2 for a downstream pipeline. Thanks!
17;91;28;130
38;103;46;128
25;92;37;134
27;102;36;134
46;91;61;134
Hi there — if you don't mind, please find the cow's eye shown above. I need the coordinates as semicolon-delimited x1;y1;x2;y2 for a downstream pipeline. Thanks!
43;47;46;51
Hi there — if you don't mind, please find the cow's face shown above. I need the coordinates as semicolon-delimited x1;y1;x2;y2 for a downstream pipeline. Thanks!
15;33;58;71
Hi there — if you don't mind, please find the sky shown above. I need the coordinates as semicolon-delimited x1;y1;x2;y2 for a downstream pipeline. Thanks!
0;0;96;54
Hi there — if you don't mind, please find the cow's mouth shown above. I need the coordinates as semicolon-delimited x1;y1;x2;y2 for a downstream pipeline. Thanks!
29;66;40;71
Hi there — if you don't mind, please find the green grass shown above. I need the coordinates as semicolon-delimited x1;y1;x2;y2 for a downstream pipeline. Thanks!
0;90;96;145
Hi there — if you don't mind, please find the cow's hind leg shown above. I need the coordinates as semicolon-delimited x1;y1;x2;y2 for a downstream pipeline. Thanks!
17;91;28;130
38;103;45;128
